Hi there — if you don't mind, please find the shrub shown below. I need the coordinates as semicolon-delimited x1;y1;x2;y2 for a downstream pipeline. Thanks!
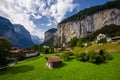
103;53;113;60
75;53;87;62
60;52;70;61
90;54;104;64
69;37;78;47
44;48;49;54
55;53;60;56
49;47;54;53
66;52;74;56
17;55;25;61
76;39;83;47
75;50;113;64
85;51;95;61
98;38;107;43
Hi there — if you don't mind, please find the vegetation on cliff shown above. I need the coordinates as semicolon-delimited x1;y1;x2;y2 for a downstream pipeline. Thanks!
68;24;120;47
83;24;120;42
59;1;120;24
45;28;57;34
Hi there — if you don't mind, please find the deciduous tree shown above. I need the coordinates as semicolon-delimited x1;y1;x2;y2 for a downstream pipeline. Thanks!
0;37;11;68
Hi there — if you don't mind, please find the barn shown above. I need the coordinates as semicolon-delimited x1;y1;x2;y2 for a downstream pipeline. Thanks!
46;56;62;69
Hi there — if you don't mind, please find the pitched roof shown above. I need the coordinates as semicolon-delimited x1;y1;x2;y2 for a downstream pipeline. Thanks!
56;48;63;51
112;36;120;40
46;56;62;63
65;48;72;51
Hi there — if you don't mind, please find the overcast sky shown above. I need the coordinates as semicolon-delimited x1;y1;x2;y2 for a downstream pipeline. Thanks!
0;0;111;39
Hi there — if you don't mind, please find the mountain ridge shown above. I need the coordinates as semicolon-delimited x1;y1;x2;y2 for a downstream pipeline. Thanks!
0;16;35;48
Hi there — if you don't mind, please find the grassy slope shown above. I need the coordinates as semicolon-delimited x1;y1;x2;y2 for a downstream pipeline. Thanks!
0;51;120;80
74;42;120;53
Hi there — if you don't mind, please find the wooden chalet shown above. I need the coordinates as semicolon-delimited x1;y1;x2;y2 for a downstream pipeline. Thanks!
111;36;120;42
46;56;62;69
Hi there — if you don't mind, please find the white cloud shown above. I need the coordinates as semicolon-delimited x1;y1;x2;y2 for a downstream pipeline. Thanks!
31;13;42;19
0;0;78;39
47;23;52;27
49;0;77;23
0;0;44;39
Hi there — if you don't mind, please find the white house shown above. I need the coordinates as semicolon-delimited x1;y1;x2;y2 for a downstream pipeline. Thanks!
25;51;38;57
96;33;111;43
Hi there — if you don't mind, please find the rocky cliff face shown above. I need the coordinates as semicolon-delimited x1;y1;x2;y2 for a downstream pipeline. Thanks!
44;28;57;46
57;8;120;44
44;28;57;42
0;16;34;48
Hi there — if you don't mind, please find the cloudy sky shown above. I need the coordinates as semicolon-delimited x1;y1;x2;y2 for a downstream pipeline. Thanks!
0;0;111;39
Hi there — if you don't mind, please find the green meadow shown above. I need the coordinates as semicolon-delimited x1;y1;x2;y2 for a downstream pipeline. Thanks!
74;42;120;53
0;50;120;80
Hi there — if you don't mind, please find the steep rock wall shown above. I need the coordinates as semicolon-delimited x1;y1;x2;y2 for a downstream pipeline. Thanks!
57;8;120;44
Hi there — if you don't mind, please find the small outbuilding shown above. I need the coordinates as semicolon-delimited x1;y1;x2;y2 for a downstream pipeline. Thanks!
46;56;62;69
111;36;120;42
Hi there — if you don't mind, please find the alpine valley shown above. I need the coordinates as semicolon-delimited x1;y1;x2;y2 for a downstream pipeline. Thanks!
0;16;42;48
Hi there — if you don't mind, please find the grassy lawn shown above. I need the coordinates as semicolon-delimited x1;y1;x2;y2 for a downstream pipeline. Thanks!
0;52;120;80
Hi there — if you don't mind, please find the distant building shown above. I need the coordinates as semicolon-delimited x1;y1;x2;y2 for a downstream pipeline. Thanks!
46;56;62;69
10;49;38;59
96;33;111;43
43;45;49;48
111;36;120;42
56;47;72;52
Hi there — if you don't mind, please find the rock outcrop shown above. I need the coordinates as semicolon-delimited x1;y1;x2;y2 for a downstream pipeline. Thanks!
57;8;120;44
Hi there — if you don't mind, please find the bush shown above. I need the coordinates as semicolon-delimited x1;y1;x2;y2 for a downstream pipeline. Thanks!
44;48;49;54
103;53;113;60
49;47;54;53
66;52;74;56
89;54;105;64
98;38;107;43
75;53;87;62
85;51;95;61
69;37;78;47
76;39;83;47
17;55;25;61
60;52;70;61
76;50;113;64
55;53;60;56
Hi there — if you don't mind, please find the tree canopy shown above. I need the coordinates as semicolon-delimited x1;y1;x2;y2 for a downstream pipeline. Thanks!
81;24;120;42
0;37;11;68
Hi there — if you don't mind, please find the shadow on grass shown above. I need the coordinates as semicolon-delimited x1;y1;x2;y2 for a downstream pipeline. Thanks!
0;65;34;75
53;63;66;69
93;60;112;65
64;56;75;62
68;57;75;61
61;63;66;67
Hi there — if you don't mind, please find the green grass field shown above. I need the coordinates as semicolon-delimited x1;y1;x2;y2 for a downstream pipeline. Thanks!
74;42;120;53
0;51;120;80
